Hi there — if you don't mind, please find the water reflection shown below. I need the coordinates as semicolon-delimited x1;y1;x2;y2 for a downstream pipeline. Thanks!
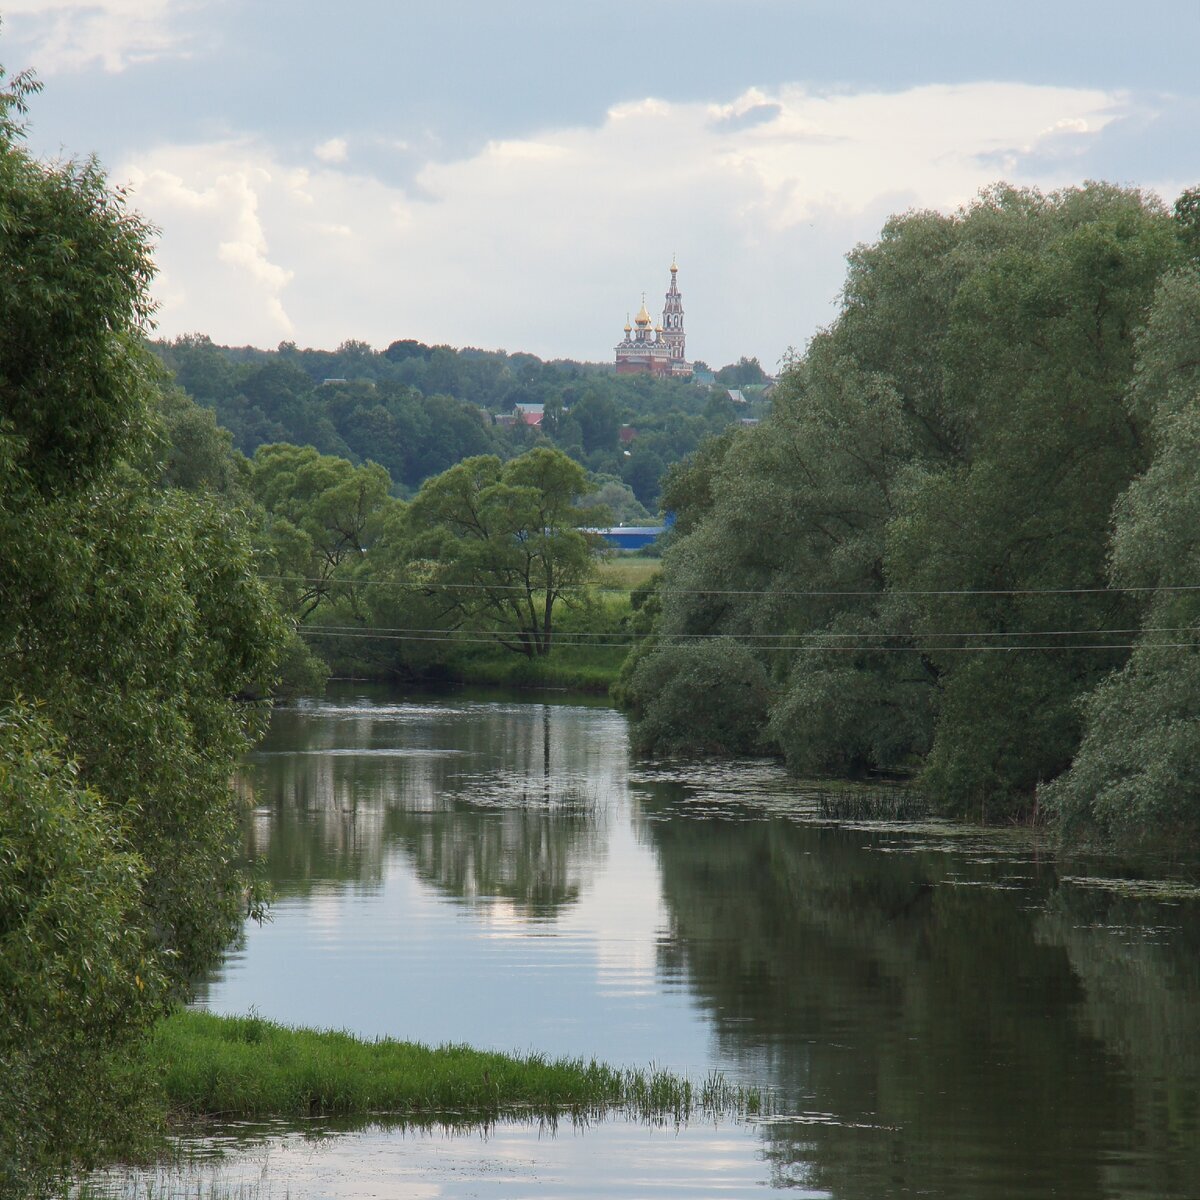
238;696;611;916
187;688;1200;1199
635;777;1200;1199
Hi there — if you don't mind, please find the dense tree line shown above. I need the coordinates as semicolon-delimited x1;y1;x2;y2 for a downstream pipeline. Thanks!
623;183;1200;843
0;66;283;1192
151;334;769;510
239;440;612;685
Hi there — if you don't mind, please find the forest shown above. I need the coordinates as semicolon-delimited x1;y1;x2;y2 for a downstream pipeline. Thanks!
153;334;771;512
621;181;1200;844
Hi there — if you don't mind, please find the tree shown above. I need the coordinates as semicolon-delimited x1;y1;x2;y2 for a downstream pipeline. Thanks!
1174;185;1200;260
1;57;283;1184
580;474;652;525
404;448;605;656
628;637;773;755
251;443;393;620
627;183;1180;813
1044;270;1200;840
886;184;1180;812
572;390;620;455
715;355;768;386
0;705;167;1190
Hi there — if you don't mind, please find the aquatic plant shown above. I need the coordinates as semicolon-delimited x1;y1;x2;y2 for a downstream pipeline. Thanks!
149;1011;764;1125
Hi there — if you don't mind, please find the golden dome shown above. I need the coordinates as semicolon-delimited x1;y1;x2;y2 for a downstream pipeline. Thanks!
635;301;653;325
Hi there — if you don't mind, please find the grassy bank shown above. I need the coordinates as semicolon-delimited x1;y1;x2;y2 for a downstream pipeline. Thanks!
434;559;656;693
313;555;659;696
150;1010;762;1123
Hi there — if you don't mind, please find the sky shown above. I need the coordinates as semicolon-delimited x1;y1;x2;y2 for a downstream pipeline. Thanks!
4;1;1200;370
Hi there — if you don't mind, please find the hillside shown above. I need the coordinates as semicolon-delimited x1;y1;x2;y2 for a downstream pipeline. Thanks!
151;335;772;509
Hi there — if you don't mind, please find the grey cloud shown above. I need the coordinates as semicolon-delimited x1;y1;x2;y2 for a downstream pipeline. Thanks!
975;97;1200;192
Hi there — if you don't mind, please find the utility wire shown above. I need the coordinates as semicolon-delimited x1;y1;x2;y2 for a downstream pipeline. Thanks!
297;628;1183;654
262;573;1200;599
301;622;1195;641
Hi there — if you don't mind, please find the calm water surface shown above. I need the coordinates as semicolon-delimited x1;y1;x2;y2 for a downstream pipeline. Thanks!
140;686;1200;1197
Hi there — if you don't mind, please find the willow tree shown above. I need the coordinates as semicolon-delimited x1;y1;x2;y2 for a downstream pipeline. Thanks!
1;59;282;1187
403;447;605;656
627;184;1184;814
1044;269;1200;840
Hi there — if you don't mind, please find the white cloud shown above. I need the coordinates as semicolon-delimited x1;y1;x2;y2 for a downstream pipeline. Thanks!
2;0;213;72
313;137;348;164
117;81;1137;365
124;146;295;340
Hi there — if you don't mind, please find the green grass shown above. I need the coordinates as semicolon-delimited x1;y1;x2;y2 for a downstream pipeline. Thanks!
438;580;645;693
595;556;661;591
149;1010;764;1124
445;650;626;692
70;1177;267;1200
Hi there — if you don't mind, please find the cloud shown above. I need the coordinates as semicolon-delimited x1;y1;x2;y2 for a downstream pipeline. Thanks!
116;81;1142;366
123;145;296;340
2;0;212;73
314;137;348;165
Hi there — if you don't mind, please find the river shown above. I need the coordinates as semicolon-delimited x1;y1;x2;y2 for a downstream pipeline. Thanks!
107;685;1200;1198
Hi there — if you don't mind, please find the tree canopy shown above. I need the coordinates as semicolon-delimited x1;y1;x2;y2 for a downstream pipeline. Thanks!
624;181;1198;834
403;448;606;657
1;62;283;1188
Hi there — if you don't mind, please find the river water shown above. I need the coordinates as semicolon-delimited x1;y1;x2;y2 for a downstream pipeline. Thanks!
127;686;1200;1197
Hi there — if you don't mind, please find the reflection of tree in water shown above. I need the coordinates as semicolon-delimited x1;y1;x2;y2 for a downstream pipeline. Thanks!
1036;885;1200;1197
396;707;608;918
390;786;602;919
238;702;608;919
638;782;1200;1200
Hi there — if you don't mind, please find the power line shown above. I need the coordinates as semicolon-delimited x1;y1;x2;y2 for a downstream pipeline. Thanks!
262;573;1200;600
302;622;1194;641
296;627;1181;654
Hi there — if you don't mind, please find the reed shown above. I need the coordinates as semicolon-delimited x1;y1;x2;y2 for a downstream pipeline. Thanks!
150;1011;763;1123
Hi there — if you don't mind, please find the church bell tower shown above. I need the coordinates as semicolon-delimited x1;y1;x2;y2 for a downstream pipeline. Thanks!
660;258;690;377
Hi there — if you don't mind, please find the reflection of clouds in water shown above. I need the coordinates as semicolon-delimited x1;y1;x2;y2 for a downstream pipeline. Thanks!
94;1115;789;1199
565;819;669;1002
252;748;468;758
476;897;550;940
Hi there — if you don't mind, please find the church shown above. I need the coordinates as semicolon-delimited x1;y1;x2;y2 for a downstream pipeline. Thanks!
614;260;692;378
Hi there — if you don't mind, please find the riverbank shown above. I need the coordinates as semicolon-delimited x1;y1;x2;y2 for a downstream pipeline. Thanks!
60;1010;762;1196
312;556;660;696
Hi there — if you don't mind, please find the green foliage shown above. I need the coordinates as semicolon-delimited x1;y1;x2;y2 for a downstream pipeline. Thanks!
403;447;605;657
0;140;155;498
250;442;394;620
1045;270;1200;838
146;1010;761;1123
581;473;652;525
627;637;773;755
0;67;284;1188
4;479;284;979
714;355;768;386
767;642;935;778
0;705;166;1191
1174;185;1200;261
150;333;754;511
152;383;251;498
627;183;1185;827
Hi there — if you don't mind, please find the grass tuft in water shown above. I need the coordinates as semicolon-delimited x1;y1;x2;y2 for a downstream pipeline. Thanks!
150;1011;764;1124
71;1181;267;1200
816;788;927;822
